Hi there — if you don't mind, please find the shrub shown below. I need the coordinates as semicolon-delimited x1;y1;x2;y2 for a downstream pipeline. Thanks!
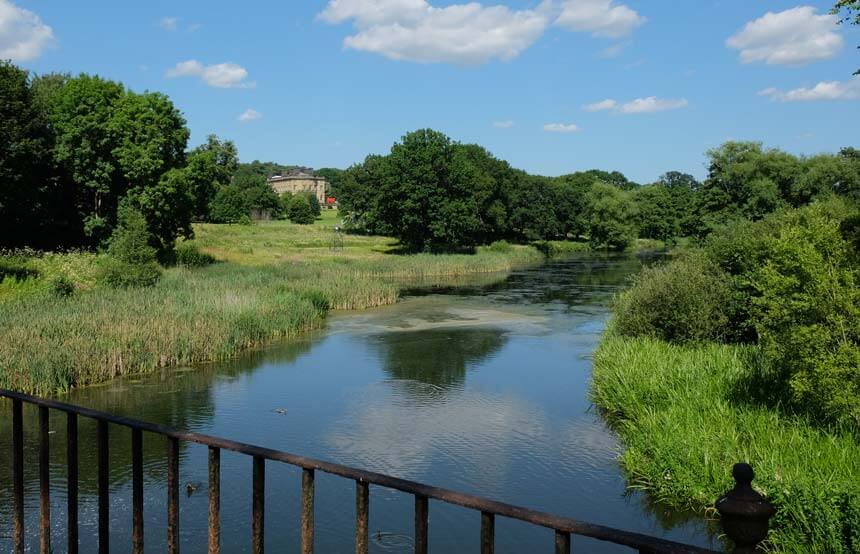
749;205;860;429
612;254;735;344
304;192;322;217
487;240;513;253
99;207;162;288
175;242;215;268
288;195;315;224
49;276;75;297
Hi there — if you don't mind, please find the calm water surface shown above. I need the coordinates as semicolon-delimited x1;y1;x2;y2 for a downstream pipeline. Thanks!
0;254;718;552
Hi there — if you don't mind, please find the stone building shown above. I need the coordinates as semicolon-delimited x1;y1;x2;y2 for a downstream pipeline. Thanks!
267;169;327;204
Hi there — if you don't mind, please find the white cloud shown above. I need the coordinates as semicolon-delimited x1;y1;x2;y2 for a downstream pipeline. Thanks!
159;16;178;31
759;77;860;102
619;96;688;114
584;96;688;114
238;108;262;122
493;120;514;128
555;0;645;38
726;6;842;65
0;0;53;61
584;98;616;111
543;122;580;133
318;0;551;65
166;60;255;88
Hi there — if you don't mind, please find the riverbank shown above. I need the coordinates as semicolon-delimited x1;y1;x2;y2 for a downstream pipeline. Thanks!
0;215;545;395
592;335;860;552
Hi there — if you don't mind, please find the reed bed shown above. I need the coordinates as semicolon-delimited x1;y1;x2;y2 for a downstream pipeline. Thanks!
0;219;543;394
592;335;860;553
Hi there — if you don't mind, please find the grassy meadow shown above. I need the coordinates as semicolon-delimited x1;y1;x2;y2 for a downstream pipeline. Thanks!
592;336;860;552
0;212;544;395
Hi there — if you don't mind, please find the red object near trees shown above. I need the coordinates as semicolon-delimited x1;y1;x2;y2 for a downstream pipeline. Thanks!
326;197;337;204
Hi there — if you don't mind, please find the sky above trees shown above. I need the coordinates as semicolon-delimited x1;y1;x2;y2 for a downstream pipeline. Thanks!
2;0;858;182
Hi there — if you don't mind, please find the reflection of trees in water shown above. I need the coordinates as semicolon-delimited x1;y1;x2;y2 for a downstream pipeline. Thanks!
0;335;319;510
370;327;507;390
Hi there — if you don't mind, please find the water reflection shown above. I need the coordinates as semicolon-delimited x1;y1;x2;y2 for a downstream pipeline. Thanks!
372;327;508;389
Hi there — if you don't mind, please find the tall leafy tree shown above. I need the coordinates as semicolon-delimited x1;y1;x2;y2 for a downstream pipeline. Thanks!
586;182;637;250
0;62;53;248
185;135;238;220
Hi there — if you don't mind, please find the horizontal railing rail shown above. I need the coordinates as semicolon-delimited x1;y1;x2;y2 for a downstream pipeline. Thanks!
1;388;722;553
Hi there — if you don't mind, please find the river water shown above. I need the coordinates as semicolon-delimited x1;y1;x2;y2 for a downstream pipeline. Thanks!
0;254;718;552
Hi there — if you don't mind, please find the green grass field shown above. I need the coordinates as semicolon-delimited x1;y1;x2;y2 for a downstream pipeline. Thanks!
592;335;860;552
0;214;544;394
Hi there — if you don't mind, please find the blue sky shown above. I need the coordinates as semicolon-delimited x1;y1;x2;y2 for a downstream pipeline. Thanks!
3;0;858;183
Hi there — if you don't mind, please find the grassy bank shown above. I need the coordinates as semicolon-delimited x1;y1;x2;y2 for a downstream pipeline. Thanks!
592;335;860;552
0;216;544;394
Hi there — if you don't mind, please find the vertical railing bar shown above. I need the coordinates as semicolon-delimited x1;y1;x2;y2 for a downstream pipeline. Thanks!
414;494;428;554
167;436;180;554
301;468;315;554
12;399;24;554
480;511;494;554
355;481;369;554
67;412;79;554
97;419;109;554
132;428;144;554
39;406;51;554
208;446;221;554
252;456;265;554
555;530;571;554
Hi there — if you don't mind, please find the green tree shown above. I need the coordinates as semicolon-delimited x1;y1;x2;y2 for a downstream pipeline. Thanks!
832;0;860;74
378;129;481;251
586;182;637;250
100;206;162;288
127;168;195;255
0;61;54;248
316;167;345;198
634;184;679;241
209;173;281;223
287;194;315;224
185;135;238;221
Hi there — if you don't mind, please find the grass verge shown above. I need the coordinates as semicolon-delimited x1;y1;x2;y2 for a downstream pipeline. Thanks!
592;335;860;553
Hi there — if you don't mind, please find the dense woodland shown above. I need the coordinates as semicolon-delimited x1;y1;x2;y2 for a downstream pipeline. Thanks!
338;128;860;252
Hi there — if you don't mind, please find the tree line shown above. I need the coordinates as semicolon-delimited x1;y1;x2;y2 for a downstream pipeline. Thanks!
338;129;860;251
0;61;328;258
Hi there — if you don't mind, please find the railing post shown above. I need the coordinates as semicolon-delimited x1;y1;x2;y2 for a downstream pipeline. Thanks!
67;412;79;554
301;468;315;554
132;428;144;554
209;446;221;554
168;437;180;554
39;406;51;554
716;463;775;554
252;456;265;554
97;419;110;554
554;530;570;554
480;511;494;554
355;481;369;554
12;399;24;554
415;495;429;554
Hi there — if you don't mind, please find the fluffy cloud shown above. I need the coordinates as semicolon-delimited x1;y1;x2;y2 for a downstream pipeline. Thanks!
159;16;178;31
166;60;255;88
759;77;860;102
0;0;53;61
583;96;688;114
543;122;580;133
726;6;842;65
238;108;262;122
584;98;616;111
493;120;514;128
619;96;688;113
555;0;644;38
319;0;550;65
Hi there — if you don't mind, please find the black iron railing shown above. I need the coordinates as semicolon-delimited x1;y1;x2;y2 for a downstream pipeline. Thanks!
1;388;769;553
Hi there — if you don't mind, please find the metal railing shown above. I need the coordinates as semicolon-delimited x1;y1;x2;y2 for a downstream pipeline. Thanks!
2;388;732;554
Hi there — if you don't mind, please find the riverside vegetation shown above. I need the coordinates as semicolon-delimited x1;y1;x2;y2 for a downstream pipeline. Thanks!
0;210;545;395
593;198;860;552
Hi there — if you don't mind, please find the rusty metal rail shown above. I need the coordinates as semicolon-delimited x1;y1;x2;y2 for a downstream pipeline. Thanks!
1;388;720;553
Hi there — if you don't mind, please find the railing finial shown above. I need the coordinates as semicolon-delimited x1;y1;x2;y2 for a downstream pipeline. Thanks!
716;463;774;553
